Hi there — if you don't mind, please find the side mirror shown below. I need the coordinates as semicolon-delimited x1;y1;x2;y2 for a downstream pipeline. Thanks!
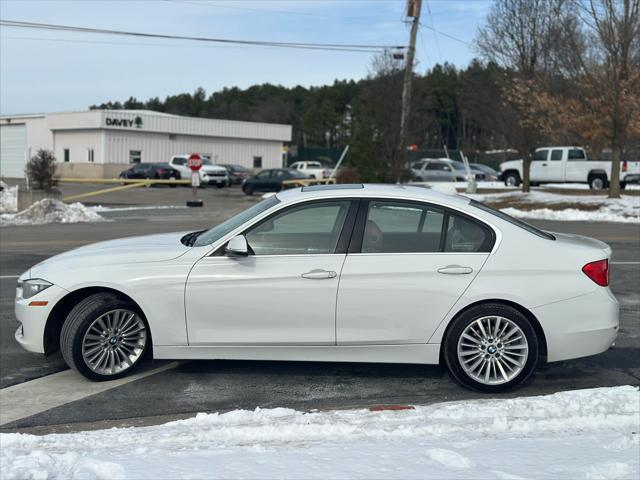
225;235;249;257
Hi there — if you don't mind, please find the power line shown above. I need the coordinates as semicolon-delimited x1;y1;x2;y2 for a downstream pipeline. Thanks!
419;22;472;46
0;35;381;53
0;20;405;52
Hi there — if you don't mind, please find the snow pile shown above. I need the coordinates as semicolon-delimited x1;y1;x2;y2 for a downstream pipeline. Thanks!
0;181;18;213
468;190;640;223
2;386;638;479
0;199;104;226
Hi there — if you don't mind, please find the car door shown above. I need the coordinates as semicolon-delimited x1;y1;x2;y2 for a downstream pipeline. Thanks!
530;149;549;181
538;148;564;182
128;164;147;179
185;199;358;345
336;200;493;345
252;170;272;191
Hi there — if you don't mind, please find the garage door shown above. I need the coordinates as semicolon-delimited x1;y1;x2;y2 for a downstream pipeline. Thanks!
0;124;27;178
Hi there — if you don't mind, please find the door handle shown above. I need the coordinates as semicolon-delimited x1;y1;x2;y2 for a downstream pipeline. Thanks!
437;265;473;275
301;269;337;279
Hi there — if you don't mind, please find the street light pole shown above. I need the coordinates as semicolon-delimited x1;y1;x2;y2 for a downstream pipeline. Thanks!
396;0;422;183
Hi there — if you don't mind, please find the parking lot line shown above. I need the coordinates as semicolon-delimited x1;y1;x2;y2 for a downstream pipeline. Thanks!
0;362;180;426
610;261;640;265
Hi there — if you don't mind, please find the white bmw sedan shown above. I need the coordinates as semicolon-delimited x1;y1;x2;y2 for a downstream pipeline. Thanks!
15;184;618;392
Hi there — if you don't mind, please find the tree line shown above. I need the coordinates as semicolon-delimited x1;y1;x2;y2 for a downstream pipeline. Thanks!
91;0;639;196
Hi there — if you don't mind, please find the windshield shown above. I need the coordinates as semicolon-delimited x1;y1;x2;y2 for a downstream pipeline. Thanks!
193;195;280;247
469;200;555;240
201;159;213;165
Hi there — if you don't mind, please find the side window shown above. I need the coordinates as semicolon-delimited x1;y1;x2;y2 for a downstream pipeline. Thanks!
362;201;444;253
173;157;186;166
444;213;492;253
568;149;586;160
255;170;270;179
245;201;351;255
533;150;548;161
550;149;563;161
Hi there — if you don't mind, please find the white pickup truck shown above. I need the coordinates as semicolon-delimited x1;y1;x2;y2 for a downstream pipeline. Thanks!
499;146;640;189
169;155;229;188
289;161;332;179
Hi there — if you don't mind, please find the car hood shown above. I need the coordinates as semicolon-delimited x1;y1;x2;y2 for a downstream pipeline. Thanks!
499;159;523;170
202;165;227;174
30;232;192;278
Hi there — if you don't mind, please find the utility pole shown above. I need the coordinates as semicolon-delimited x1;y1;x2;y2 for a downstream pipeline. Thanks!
396;0;422;182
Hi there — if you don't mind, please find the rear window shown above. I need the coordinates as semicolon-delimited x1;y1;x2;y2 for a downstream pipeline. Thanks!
470;200;555;240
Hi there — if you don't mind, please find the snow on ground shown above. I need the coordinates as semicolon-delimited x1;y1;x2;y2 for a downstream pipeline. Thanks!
0;199;104;227
0;181;19;213
2;386;638;479
467;190;640;223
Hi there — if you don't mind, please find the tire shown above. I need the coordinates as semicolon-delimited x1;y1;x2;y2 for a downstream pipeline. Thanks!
443;303;539;393
216;182;225;189
589;175;607;190
503;172;521;187
620;182;627;190
243;184;255;196
60;293;150;381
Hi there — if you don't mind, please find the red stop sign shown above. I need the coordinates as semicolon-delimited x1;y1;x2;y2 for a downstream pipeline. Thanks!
188;153;203;171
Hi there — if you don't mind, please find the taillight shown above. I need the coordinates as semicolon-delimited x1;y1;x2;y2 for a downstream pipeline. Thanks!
582;259;609;286
158;169;166;175
622;161;628;172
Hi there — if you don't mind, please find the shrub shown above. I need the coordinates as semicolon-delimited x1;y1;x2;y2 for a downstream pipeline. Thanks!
26;149;58;191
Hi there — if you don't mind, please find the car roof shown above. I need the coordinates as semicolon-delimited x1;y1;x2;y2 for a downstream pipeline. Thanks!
276;183;471;208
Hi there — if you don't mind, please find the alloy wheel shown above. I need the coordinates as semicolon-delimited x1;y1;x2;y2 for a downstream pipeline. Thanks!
81;309;147;376
457;315;529;385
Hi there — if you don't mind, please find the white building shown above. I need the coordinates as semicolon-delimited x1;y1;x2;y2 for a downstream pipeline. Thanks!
0;110;291;179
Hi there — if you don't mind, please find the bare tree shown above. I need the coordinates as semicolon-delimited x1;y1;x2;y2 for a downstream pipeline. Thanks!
568;0;640;197
477;0;568;192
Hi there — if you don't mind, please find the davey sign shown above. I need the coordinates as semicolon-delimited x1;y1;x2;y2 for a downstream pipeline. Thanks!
105;116;143;129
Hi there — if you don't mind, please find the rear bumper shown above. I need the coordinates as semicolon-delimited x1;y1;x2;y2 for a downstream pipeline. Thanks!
533;287;619;362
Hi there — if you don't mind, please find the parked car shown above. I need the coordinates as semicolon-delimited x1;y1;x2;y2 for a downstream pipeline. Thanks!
411;159;472;182
168;155;229;188
289;161;332;179
220;164;252;185
242;168;311;195
118;163;180;186
15;184;618;392
470;163;500;181
499;146;640;189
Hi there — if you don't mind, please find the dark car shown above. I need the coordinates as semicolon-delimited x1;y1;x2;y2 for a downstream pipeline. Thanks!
119;163;181;187
242;168;311;195
220;164;252;185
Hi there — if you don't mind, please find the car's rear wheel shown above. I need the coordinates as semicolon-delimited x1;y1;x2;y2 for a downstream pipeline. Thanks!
443;304;538;393
243;184;255;195
61;293;150;381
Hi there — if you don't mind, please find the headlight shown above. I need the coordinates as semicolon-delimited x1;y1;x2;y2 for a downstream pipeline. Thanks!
17;279;52;299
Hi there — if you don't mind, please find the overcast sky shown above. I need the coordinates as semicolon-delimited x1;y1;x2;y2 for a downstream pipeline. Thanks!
0;0;490;115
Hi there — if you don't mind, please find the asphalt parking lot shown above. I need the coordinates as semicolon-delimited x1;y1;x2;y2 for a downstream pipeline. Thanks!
1;184;639;433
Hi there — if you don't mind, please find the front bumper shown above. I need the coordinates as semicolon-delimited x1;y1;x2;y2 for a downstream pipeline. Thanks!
622;173;640;184
15;284;68;354
533;286;619;363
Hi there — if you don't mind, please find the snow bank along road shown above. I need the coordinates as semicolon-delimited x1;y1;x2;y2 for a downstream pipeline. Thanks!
2;386;638;479
0;197;638;433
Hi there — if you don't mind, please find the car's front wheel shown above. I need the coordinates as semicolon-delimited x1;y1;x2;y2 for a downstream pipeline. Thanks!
61;293;150;381
443;303;538;393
